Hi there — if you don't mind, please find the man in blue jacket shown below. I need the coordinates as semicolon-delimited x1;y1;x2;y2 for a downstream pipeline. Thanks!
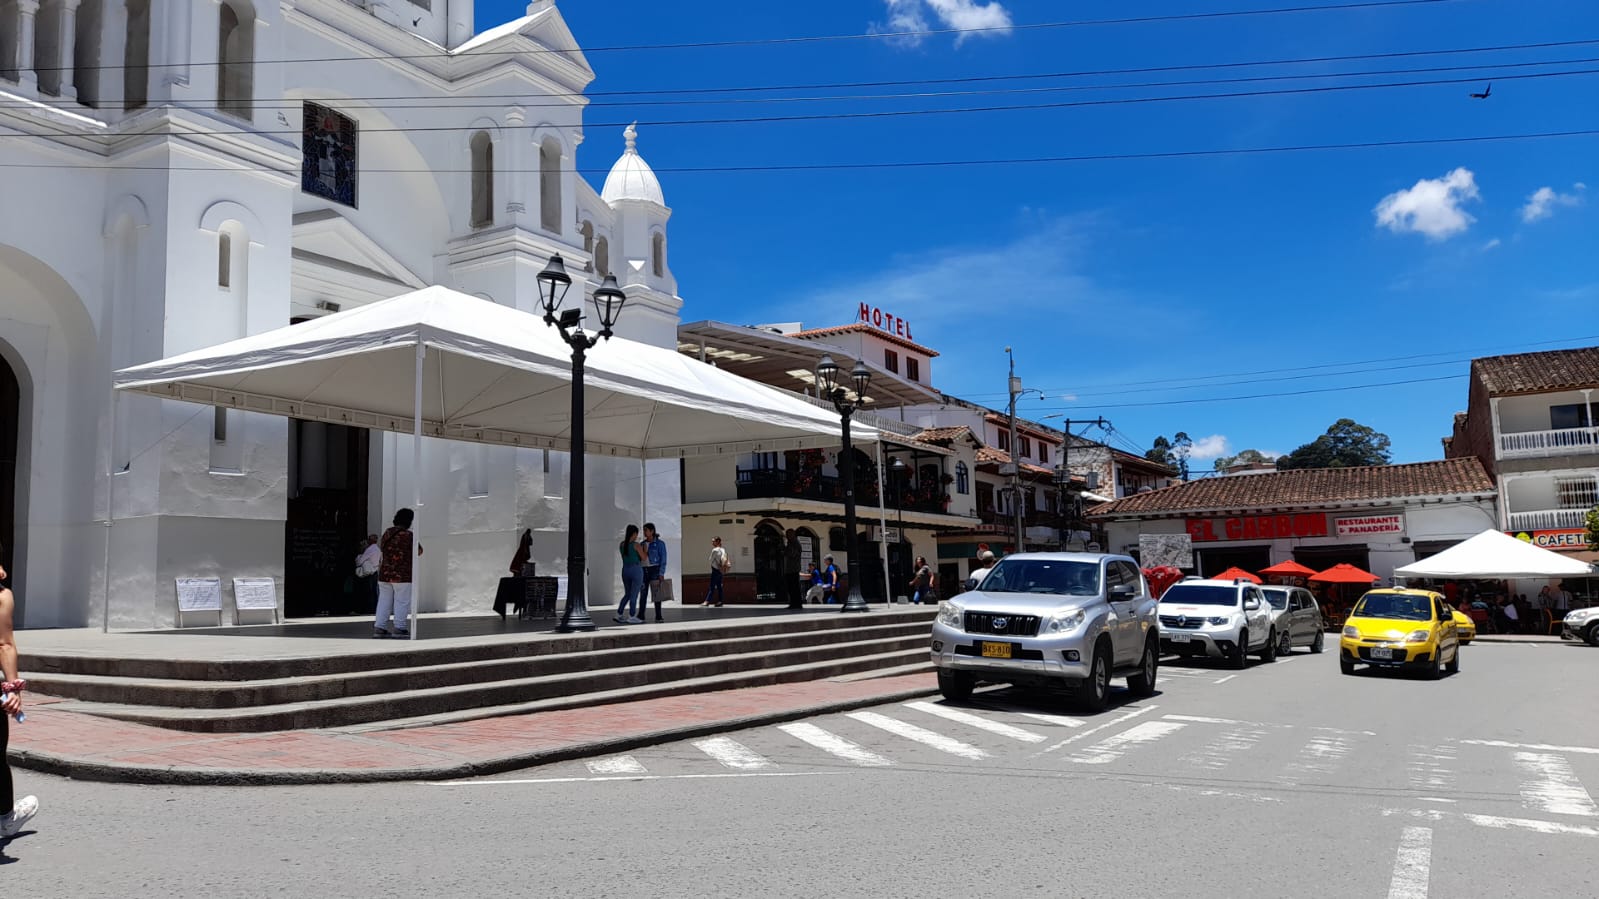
642;522;668;623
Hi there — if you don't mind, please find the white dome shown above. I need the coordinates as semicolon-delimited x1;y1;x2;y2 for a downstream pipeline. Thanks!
600;123;665;206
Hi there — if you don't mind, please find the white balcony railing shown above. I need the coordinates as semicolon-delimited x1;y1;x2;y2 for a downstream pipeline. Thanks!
1498;426;1599;459
1506;508;1590;531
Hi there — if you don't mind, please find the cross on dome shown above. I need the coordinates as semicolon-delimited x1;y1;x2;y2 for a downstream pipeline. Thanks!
601;122;665;206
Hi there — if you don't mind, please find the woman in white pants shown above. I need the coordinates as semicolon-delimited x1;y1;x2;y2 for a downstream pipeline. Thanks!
375;508;422;638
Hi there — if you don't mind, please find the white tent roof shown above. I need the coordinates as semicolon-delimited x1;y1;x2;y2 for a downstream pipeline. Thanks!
1395;528;1594;579
115;286;876;458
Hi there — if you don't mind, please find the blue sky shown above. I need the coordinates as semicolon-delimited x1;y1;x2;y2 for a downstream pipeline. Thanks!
481;0;1598;467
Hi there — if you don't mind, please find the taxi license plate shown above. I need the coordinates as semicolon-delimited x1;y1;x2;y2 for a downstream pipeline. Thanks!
1371;647;1394;660
980;642;1013;659
1168;634;1191;643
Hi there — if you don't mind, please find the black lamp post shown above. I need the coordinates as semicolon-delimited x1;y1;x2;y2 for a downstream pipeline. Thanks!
891;457;907;599
537;254;629;633
816;353;872;614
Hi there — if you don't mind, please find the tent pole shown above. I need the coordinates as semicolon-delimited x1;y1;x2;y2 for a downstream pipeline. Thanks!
101;387;118;633
411;342;424;641
875;441;891;604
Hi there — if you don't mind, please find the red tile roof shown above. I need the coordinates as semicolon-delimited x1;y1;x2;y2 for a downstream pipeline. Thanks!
1473;346;1599;396
914;426;977;445
789;323;941;358
975;446;1054;477
1088;458;1494;517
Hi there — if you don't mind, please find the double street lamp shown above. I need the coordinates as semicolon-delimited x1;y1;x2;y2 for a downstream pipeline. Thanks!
815;353;872;614
536;254;628;633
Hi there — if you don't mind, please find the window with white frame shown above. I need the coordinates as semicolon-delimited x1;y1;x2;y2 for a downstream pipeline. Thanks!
1556;476;1598;509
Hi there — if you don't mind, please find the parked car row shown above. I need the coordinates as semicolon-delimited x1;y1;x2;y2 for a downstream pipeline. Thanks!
928;553;1479;711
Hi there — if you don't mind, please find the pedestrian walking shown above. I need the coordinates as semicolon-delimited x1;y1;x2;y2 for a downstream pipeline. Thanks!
642;522;668;623
964;550;996;592
909;556;936;604
615;525;647;624
0;547;39;838
783;529;804;609
353;533;380;612
704;536;729;607
375;508;422;639
804;562;825;604
821;555;840;604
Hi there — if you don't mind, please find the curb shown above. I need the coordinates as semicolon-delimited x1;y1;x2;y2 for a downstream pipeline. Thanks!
1470;636;1572;645
7;681;940;787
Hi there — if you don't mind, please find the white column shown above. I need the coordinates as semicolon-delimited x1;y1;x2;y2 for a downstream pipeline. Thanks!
57;0;78;99
16;0;40;91
97;0;125;110
502;106;529;230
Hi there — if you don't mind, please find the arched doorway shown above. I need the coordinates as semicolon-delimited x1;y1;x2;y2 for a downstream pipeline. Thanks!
0;353;17;587
753;521;784;602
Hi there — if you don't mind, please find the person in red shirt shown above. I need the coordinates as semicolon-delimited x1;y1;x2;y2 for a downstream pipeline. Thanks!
375;508;422;639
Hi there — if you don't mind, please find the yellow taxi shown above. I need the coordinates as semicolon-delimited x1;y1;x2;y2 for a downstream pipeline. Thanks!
1339;588;1460;679
1451;609;1477;644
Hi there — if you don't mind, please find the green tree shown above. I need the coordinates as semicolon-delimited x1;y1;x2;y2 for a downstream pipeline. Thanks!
1214;448;1274;471
1145;432;1192;480
1586;505;1599;553
1276;419;1393;470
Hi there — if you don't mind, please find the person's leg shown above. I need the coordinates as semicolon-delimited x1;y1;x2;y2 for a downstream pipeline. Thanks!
713;569;725;605
392;583;413;634
375;582;395;634
704;569;718;605
1;710;11;814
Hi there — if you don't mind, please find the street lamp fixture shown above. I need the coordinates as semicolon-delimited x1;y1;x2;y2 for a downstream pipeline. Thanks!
537;254;628;633
815;353;873;614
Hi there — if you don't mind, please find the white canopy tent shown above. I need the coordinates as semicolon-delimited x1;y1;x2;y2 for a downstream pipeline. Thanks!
1394;528;1594;579
112;285;879;636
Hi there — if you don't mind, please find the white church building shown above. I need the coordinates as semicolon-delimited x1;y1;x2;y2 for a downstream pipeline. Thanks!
0;0;685;628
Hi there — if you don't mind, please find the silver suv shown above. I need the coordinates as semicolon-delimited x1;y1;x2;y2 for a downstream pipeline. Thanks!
1157;578;1276;668
929;553;1160;712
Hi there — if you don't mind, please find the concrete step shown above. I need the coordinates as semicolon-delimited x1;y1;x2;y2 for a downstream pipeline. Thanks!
827;661;935;683
55;636;932;732
28;621;934;709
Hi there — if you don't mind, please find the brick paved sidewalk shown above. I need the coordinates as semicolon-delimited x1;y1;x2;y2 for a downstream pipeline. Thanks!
6;673;938;786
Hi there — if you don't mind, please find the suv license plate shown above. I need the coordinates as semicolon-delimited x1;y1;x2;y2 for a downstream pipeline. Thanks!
1168;634;1191;643
1371;647;1393;660
980;642;1013;659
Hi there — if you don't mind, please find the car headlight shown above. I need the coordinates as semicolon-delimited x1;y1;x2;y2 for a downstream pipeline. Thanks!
1207;616;1231;626
1047;608;1086;633
1406;629;1432;643
1342;626;1359;639
936;601;964;629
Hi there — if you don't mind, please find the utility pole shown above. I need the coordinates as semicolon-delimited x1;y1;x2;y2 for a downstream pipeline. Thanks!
1006;349;1025;555
1053;418;1109;550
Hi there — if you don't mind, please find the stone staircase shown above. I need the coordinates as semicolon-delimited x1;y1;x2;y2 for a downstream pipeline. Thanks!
25;609;937;733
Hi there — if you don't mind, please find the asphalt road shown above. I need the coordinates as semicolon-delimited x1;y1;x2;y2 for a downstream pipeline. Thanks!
6;640;1598;898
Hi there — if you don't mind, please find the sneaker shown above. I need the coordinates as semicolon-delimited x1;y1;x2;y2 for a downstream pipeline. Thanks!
626;616;645;624
2;796;38;837
390;629;409;638
612;615;628;624
373;629;390;639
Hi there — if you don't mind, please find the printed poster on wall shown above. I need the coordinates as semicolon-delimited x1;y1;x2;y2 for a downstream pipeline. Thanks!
1139;533;1193;569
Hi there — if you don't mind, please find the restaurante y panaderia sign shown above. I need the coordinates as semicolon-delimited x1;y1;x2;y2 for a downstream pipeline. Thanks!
1335;514;1404;537
1185;514;1328;543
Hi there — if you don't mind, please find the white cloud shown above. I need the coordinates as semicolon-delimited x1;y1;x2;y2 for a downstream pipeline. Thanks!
872;0;1013;47
1187;434;1231;461
1373;167;1480;241
1520;183;1586;223
1482;237;1501;250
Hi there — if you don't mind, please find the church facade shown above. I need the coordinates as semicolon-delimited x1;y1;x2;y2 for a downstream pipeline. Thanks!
0;0;684;628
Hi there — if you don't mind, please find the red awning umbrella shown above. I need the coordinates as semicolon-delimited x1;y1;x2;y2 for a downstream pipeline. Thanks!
1309;563;1379;584
1260;560;1318;578
1212;566;1262;584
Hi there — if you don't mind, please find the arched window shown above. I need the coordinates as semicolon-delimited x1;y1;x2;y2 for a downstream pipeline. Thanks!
955;461;969;495
469;131;493;228
216;0;254;118
579;220;594;270
538;138;561;233
593;235;609;278
74;0;103;105
651;231;665;277
123;0;150;111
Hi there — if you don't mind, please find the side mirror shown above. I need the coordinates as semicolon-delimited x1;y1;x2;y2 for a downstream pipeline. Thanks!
962;578;977;593
1245;599;1261;611
1109;585;1136;600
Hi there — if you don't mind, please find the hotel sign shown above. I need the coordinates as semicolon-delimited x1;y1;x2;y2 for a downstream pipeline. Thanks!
1335;514;1405;537
1185;514;1328;543
857;304;916;342
1511;529;1590;550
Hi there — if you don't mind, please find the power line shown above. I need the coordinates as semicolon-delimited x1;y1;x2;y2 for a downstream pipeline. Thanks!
1036;374;1465;411
35;0;1466;74
4;126;1593;175
7;66;1596;140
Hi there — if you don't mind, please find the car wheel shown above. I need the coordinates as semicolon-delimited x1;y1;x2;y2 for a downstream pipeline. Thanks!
1311;629;1325;654
1077;644;1111;713
937;670;975;702
1229;632;1249;669
1586;622;1599;648
1277;628;1292;658
1340;655;1355;675
1258;629;1277;663
1425;649;1442;680
1446;643;1460;675
1127;638;1158;697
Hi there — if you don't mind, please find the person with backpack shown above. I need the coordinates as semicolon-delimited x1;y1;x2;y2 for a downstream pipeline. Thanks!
704;536;729;607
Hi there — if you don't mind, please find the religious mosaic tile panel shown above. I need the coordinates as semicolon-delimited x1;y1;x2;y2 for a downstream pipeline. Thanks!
302;102;358;207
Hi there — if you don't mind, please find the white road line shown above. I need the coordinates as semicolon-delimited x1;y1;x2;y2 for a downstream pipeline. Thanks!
1407;743;1457;793
1278;734;1358;785
1034;705;1158;757
693;736;775;770
1018;712;1085;729
1214;674;1237;684
1462;739;1599;756
776;722;895;767
904;701;1047;743
1160;713;1375;736
1180;727;1267;772
427;772;823;787
1387;826;1432;899
1463;813;1599;838
1513;751;1599;817
586;755;648;776
1070;720;1187;765
845;711;989;760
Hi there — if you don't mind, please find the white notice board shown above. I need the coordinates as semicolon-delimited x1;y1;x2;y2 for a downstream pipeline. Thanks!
232;577;278;611
175;577;223;612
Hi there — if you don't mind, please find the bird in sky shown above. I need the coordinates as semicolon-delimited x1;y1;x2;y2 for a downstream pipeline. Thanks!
1469;83;1492;99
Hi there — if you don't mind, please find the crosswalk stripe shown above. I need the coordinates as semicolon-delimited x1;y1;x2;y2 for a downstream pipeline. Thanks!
1070;720;1187;765
777;722;895;767
692;737;775;770
845;711;989;760
1386;826;1432;899
1180;727;1266;772
1018;712;1085;729
1513;751;1598;817
1277;733;1357;784
904;701;1047;743
585;755;648;776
